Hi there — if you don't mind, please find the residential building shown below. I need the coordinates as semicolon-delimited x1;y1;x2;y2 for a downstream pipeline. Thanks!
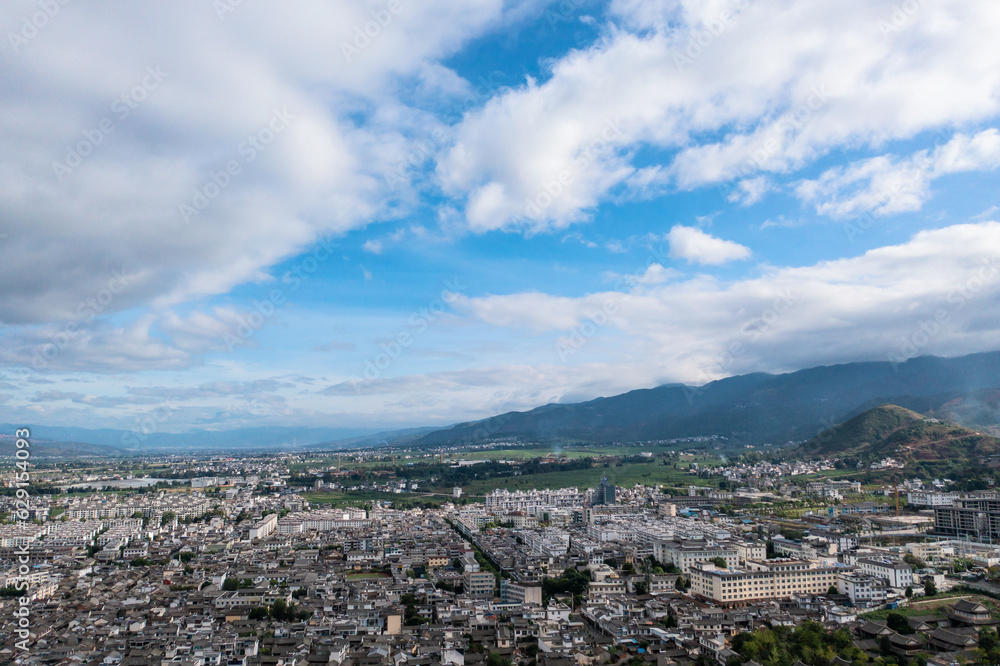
688;559;850;607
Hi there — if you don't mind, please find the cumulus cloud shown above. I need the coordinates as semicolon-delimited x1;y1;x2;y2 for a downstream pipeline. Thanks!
0;0;539;325
455;222;1000;382
0;315;193;373
797;129;1000;218
666;225;751;265
437;0;1000;231
727;176;773;206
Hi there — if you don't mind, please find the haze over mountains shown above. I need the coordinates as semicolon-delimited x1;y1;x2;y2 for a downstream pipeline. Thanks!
5;351;1000;456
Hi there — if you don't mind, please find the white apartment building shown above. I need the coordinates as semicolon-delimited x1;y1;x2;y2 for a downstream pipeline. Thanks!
484;488;584;514
521;528;570;556
854;557;913;590
501;580;543;605
277;509;369;533
837;572;887;607
653;540;739;573
907;491;961;507
689;559;850;606
249;514;278;540
736;542;767;565
464;570;496;599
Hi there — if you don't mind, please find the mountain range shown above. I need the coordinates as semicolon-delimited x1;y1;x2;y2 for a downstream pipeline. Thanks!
410;351;1000;447
5;351;1000;456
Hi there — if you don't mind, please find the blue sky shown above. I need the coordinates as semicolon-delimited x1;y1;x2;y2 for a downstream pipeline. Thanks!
2;0;1000;436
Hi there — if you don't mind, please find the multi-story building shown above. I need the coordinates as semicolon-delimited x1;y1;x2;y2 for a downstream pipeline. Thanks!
501;580;542;605
653;540;739;573
587;579;626;598
837;572;888;607
735;541;767;564
249;514;278;540
806;480;861;495
934;495;1000;539
464;570;496;599
854;557;914;590
521;528;570;556
484;488;585;514
688;559;849;607
592;477;616;505
908;491;961;507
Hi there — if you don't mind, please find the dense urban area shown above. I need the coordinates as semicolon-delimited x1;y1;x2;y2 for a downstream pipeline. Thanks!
6;433;1000;666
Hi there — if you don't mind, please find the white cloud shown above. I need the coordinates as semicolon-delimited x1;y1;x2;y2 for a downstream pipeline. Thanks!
666;225;751;265
974;205;999;220
759;216;806;230
454;221;1000;383
797;129;1000;218
362;239;384;254
0;0;540;325
437;0;1000;231
604;263;680;289
727;176;772;206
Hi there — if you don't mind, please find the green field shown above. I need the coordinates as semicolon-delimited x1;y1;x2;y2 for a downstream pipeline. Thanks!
459;459;719;495
861;592;1000;620
290;443;721;472
300;490;454;507
451;445;682;461
346;572;391;581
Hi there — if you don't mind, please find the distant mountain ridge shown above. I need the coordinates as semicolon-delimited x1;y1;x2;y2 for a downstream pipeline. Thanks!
0;424;399;456
412;351;1000;447
7;350;1000;456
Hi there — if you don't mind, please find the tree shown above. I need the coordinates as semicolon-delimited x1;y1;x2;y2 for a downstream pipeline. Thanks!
486;653;512;666
878;634;893;657
222;577;239;591
924;578;937;596
634;581;648;595
709;557;728;568
905;586;913;598
269;599;296;621
827;585;839;595
979;627;1000;665
541;567;591;601
730;620;866;666
887;612;914;634
160;511;176;527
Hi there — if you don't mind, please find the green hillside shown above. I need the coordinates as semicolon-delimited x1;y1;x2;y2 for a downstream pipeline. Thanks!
799;404;1000;467
802;405;924;456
